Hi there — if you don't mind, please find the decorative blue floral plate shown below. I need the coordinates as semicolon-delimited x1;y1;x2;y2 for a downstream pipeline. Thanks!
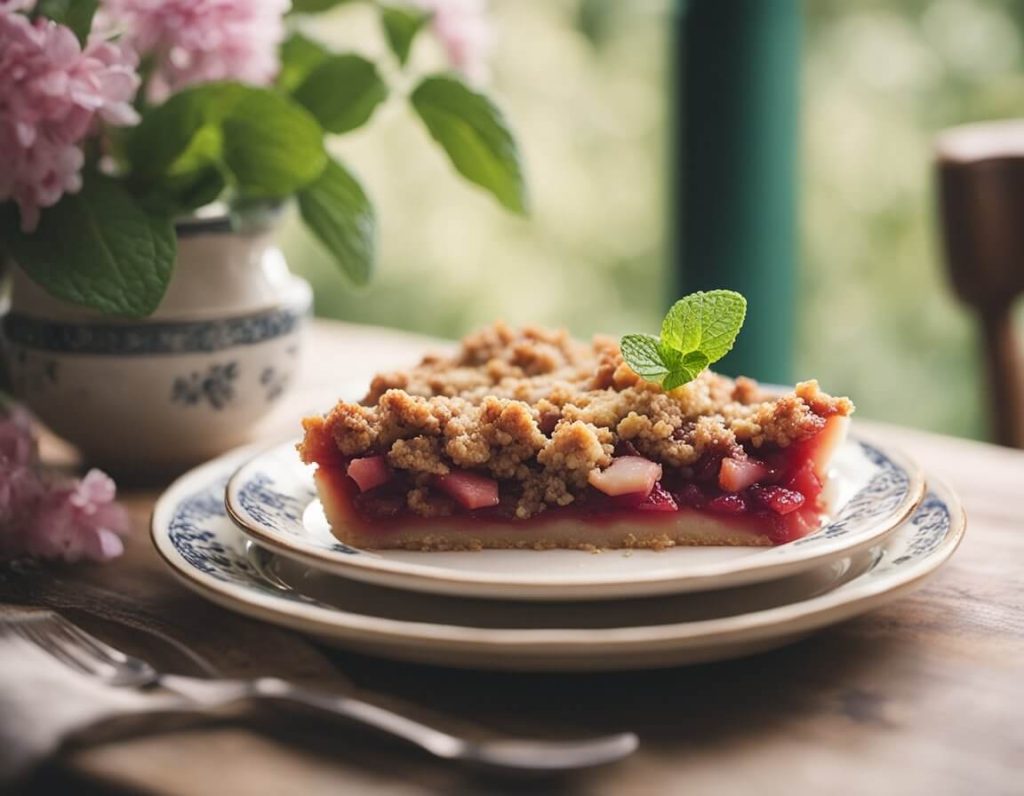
221;433;926;601
152;447;963;671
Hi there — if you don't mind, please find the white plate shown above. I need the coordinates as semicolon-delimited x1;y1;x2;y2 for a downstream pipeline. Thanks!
223;434;925;600
153;448;963;671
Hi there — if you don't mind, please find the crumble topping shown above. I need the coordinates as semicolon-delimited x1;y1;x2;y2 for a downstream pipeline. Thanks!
300;323;854;519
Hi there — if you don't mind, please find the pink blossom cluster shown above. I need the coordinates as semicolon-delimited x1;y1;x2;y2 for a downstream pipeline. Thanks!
0;405;129;563
0;9;140;232
414;0;493;84
100;0;289;102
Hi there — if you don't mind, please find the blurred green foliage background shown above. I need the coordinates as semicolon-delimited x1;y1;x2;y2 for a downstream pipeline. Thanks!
282;0;1024;441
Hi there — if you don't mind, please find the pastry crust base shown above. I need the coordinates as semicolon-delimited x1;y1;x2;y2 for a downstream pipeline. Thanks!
316;471;775;552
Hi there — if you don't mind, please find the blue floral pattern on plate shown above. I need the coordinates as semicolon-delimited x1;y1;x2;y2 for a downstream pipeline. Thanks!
159;453;955;604
220;436;927;593
151;446;963;668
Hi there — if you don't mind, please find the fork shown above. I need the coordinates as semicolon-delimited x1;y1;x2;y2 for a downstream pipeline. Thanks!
0;608;638;774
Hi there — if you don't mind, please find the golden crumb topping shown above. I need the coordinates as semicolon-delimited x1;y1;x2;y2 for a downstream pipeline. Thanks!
299;323;854;518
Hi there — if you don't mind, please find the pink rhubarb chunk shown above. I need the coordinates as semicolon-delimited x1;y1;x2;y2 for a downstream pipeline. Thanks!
346;456;393;493
436;470;500;510
588;456;663;497
718;457;771;493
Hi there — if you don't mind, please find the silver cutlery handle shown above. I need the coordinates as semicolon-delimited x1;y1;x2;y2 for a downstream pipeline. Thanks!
252;677;466;759
156;674;637;772
159;674;465;759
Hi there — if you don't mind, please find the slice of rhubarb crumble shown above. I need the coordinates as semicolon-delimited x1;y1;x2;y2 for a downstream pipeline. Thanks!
299;323;854;551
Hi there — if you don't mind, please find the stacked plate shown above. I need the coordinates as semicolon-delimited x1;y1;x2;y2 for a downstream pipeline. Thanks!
151;430;963;671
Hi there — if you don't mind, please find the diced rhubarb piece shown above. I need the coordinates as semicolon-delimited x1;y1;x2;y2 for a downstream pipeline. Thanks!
637;482;679;512
750;485;805;515
806;415;849;480
707;494;748;514
588;456;663;497
436;470;500;510
718;456;771;493
785;460;823;500
346;456;393;493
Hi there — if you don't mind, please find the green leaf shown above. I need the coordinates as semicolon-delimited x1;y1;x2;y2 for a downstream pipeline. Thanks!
661;289;747;364
682;350;711;373
620;334;669;381
662;368;697;391
381;5;431;66
142;124;227;214
34;0;99;45
220;90;327;197
278;32;331;93
298;158;376;285
126;83;327;201
0;175;175;317
293;55;388;134
411;75;528;214
620;290;746;390
126;85;223;183
157;166;228;216
289;0;356;12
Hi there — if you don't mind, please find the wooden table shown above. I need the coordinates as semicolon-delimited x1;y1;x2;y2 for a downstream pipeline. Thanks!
7;320;1024;795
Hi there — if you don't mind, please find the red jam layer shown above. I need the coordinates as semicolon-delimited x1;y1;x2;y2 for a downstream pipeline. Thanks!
316;423;839;546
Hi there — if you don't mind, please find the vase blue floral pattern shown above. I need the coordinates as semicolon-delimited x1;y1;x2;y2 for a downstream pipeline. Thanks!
2;305;306;355
171;362;239;410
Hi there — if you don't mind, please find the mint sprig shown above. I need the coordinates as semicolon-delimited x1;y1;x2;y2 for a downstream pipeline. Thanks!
621;290;747;390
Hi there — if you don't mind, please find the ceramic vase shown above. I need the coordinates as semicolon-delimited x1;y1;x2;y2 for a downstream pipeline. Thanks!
0;213;311;475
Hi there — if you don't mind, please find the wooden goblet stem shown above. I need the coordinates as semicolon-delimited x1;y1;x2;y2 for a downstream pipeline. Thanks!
980;304;1024;448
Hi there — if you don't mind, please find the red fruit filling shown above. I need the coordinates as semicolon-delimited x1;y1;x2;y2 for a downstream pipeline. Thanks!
325;422;838;545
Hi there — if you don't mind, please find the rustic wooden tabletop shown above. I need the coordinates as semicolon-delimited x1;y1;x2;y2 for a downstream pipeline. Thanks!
6;319;1023;795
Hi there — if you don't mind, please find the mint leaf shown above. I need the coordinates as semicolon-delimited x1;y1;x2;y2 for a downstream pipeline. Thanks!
127;83;326;201
621;334;669;381
279;33;331;93
293;55;388;134
621;290;746;390
662;290;747;364
662;369;696;391
298;158;376;286
34;0;98;45
411;75;528;215
659;352;711;391
0;174;175;317
682;350;710;372
381;5;431;66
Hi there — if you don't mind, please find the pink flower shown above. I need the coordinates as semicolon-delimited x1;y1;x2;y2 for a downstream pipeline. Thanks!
0;406;130;564
414;0;493;84
100;0;289;102
29;470;130;563
0;0;34;11
0;11;140;232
